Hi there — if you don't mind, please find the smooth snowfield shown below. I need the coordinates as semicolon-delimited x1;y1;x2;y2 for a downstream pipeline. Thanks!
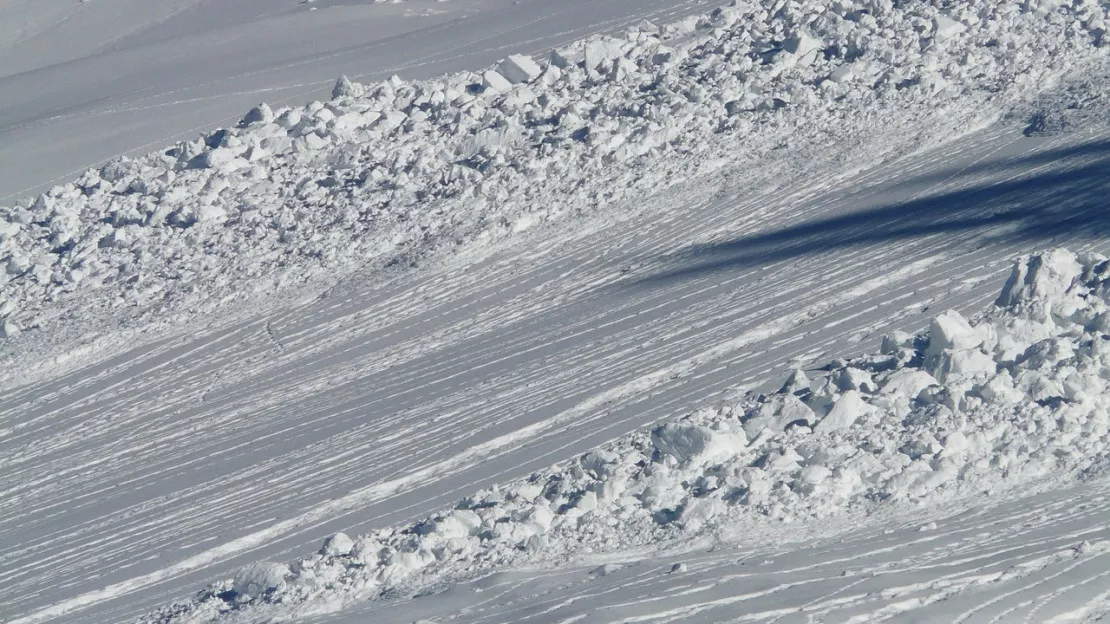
6;119;1110;623
0;0;712;202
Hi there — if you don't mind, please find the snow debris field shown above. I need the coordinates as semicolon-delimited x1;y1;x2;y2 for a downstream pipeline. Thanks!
5;0;1110;621
145;249;1110;621
1;0;1106;370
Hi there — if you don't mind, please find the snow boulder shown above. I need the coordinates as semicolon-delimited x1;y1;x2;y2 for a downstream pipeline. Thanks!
232;562;289;597
742;394;815;438
332;75;363;99
936;347;997;383
584;39;624;71
880;369;938;399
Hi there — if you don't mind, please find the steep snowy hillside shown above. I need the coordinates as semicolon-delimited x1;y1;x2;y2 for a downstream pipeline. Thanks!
2;0;1110;622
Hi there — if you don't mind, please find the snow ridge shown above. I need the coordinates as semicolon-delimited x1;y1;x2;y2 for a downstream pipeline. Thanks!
0;0;1105;374
143;247;1110;621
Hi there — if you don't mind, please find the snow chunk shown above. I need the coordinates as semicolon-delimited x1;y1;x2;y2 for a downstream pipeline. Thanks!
933;15;968;41
815;390;870;433
481;70;514;93
321;532;355;556
584;39;624;70
651;422;744;463
498;55;543;84
332;75;363;99
925;310;981;358
783;31;822;66
997;249;1082;309
881;369;938;398
240;103;274;127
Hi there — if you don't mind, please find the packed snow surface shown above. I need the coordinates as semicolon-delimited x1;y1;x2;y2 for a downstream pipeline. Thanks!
3;0;1110;622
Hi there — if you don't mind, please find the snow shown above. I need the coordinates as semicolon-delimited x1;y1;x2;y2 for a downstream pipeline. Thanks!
5;0;1110;621
2;0;1106;385
498;54;543;84
230;562;289;599
135;249;1110;622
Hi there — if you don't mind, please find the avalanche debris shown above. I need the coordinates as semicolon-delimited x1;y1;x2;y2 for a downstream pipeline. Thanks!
144;250;1110;621
1;0;1106;378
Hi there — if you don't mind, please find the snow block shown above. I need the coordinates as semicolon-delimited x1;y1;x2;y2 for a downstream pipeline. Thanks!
432;509;482;539
880;369;938;398
651;423;713;462
0;320;20;339
933;348;997;383
550;46;582;69
779;367;809;394
499;54;543;84
240;103;274;127
742;394;815;438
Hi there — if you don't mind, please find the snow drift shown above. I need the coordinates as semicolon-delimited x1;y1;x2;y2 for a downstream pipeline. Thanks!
142;248;1110;621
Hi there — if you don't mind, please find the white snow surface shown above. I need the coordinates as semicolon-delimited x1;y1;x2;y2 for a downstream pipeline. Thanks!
133;248;1110;621
4;0;1110;622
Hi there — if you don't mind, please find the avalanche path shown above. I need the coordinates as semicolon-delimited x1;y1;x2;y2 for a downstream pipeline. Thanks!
5;110;1110;622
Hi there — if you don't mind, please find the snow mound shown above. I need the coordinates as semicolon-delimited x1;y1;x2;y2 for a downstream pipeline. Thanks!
231;562;288;599
143;248;1110;622
1;0;1105;370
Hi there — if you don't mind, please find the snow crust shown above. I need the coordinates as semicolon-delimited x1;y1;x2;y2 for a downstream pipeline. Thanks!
1;0;1106;377
142;247;1110;621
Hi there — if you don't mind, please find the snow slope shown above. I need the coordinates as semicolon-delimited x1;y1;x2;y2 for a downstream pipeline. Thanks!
133;248;1110;623
7;113;1110;622
3;0;1110;622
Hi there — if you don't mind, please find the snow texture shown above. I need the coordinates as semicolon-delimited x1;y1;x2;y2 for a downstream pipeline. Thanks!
142;248;1110;622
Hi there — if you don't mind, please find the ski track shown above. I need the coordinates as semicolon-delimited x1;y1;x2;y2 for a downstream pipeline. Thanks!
4;117;1110;622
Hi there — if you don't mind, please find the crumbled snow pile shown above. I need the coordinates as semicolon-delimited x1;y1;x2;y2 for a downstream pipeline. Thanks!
1;0;1106;365
142;248;1110;622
